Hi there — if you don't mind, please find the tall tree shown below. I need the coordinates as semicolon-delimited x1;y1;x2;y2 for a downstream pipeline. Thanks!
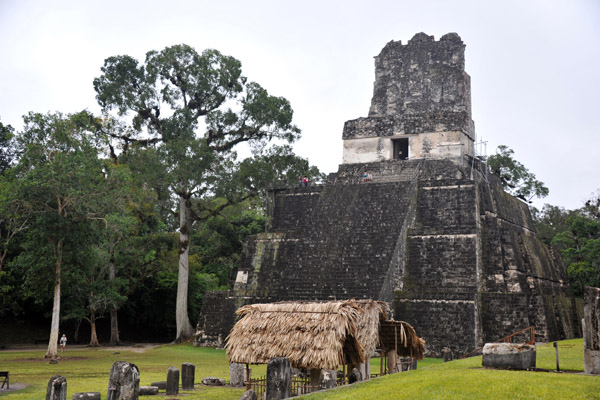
13;111;105;357
534;193;600;297
488;145;549;203
94;44;301;341
532;204;573;245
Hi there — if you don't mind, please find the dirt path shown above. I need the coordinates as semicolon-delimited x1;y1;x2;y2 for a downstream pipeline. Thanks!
0;382;28;393
97;343;163;353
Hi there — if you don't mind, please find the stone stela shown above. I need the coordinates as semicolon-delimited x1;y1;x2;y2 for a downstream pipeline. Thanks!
196;33;582;356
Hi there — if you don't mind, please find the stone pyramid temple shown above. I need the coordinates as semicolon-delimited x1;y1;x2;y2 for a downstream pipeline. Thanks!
197;33;582;356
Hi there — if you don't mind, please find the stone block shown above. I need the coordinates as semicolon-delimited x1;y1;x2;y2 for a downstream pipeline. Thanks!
149;382;165;390
318;369;336;389
201;377;225;386
306;368;319;388
107;361;140;400
138;386;158;396
358;358;370;379
585;350;600;375
181;363;195;390
240;389;257;400
442;347;453;362
46;375;67;400
266;357;291;400
166;367;179;396
72;393;101;400
348;367;362;383
229;362;247;388
482;343;536;370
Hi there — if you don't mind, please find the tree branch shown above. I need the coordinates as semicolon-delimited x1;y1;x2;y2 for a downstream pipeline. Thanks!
193;192;256;224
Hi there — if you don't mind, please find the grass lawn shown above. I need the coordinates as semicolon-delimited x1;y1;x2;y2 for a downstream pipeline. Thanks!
302;339;600;399
0;339;598;399
0;343;256;400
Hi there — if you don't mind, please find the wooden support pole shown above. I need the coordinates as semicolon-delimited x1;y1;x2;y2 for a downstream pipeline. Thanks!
246;363;250;391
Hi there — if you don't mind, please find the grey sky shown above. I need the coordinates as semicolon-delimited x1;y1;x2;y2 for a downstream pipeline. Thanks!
1;0;598;210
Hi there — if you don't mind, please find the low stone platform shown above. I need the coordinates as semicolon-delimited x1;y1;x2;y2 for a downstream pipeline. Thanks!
482;343;536;370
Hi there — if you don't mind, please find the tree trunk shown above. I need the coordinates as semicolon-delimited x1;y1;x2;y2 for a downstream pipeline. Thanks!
89;309;100;347
108;249;121;345
175;194;195;342
45;240;62;359
110;308;120;345
74;318;82;343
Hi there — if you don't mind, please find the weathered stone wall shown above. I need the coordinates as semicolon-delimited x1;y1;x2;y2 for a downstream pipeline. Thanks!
394;160;481;355
195;291;240;347
394;160;579;355
396;292;478;356
269;187;323;233
368;32;471;120
237;177;419;302
342;32;475;164
476;175;581;345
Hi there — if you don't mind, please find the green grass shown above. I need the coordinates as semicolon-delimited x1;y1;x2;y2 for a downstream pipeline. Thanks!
0;343;258;400
302;340;600;400
1;339;598;399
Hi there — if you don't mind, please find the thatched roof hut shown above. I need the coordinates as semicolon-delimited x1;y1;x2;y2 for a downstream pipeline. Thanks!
226;300;364;370
226;299;425;370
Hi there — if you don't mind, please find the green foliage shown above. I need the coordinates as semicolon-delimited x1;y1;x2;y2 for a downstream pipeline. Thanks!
0;119;15;173
534;195;600;297
0;171;29;274
11;111;106;300
93;43;304;214
1;45;319;342
0;267;26;316
234;145;324;193
531;204;573;245
116;232;180;340
191;202;266;287
488;145;549;202
94;43;312;340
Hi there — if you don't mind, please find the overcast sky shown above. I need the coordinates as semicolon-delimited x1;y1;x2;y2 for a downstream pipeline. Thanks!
1;0;598;210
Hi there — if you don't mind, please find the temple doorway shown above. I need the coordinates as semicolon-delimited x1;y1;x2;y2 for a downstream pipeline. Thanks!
393;138;409;160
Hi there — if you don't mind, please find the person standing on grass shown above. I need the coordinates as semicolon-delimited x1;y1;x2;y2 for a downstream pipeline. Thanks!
60;334;67;352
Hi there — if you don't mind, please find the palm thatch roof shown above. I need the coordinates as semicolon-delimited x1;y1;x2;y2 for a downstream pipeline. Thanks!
354;300;390;356
226;299;426;370
226;300;365;370
379;320;426;360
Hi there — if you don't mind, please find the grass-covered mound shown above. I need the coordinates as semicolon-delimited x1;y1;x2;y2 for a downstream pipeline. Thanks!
0;339;598;399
